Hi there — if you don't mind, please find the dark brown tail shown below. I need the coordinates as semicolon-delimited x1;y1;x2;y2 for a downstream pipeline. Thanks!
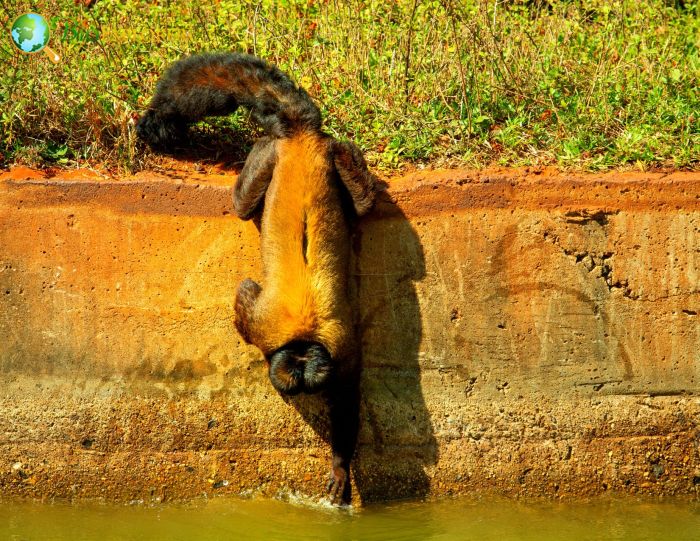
137;52;321;149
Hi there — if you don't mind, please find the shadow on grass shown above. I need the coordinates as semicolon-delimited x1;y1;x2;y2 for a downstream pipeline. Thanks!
144;125;256;172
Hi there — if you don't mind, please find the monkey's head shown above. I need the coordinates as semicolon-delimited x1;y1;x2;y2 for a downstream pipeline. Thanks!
267;341;332;396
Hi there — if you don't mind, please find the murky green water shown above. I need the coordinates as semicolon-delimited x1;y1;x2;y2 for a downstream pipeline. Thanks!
1;496;699;541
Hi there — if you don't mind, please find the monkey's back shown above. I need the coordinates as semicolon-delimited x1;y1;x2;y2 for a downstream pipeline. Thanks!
252;132;353;360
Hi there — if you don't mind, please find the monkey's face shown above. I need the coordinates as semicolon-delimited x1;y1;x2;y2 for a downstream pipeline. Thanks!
267;341;332;396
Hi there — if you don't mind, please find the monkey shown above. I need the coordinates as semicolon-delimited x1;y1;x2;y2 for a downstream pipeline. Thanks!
137;52;377;504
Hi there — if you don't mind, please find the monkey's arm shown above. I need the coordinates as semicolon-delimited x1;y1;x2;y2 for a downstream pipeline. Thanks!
332;140;378;217
234;137;278;220
326;375;360;504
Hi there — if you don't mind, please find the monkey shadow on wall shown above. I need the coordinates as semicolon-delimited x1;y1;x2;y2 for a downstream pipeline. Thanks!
351;195;437;502
289;193;437;502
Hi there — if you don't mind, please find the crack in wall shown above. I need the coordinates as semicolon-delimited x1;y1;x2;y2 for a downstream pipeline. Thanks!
543;228;639;300
563;249;640;300
563;209;619;226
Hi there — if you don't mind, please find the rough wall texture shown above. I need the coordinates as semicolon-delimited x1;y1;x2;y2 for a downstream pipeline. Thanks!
1;166;699;504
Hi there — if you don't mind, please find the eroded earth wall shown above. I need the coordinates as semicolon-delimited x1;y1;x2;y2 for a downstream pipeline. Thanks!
1;167;698;503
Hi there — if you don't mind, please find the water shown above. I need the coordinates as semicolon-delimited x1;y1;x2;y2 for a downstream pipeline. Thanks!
1;496;699;541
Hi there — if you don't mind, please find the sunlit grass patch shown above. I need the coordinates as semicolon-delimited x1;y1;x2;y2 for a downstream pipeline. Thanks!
0;0;697;173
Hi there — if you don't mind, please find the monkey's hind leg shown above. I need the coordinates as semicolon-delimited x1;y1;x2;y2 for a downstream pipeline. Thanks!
234;278;262;345
331;140;378;217
233;137;278;221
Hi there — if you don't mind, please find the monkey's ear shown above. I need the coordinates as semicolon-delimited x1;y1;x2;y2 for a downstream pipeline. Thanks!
234;137;278;220
332;140;378;217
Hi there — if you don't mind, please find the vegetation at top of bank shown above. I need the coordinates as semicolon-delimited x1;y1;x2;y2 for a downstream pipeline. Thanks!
0;0;698;173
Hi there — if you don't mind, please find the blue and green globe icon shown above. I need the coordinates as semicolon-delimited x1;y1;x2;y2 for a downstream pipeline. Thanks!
10;13;60;62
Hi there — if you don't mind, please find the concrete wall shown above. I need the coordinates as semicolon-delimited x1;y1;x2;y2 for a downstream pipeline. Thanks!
1;167;698;503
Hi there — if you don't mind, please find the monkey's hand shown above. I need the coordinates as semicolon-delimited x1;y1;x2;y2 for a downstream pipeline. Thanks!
326;378;359;505
326;457;350;505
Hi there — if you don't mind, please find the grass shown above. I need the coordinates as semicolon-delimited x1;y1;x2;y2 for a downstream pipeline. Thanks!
0;0;698;174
